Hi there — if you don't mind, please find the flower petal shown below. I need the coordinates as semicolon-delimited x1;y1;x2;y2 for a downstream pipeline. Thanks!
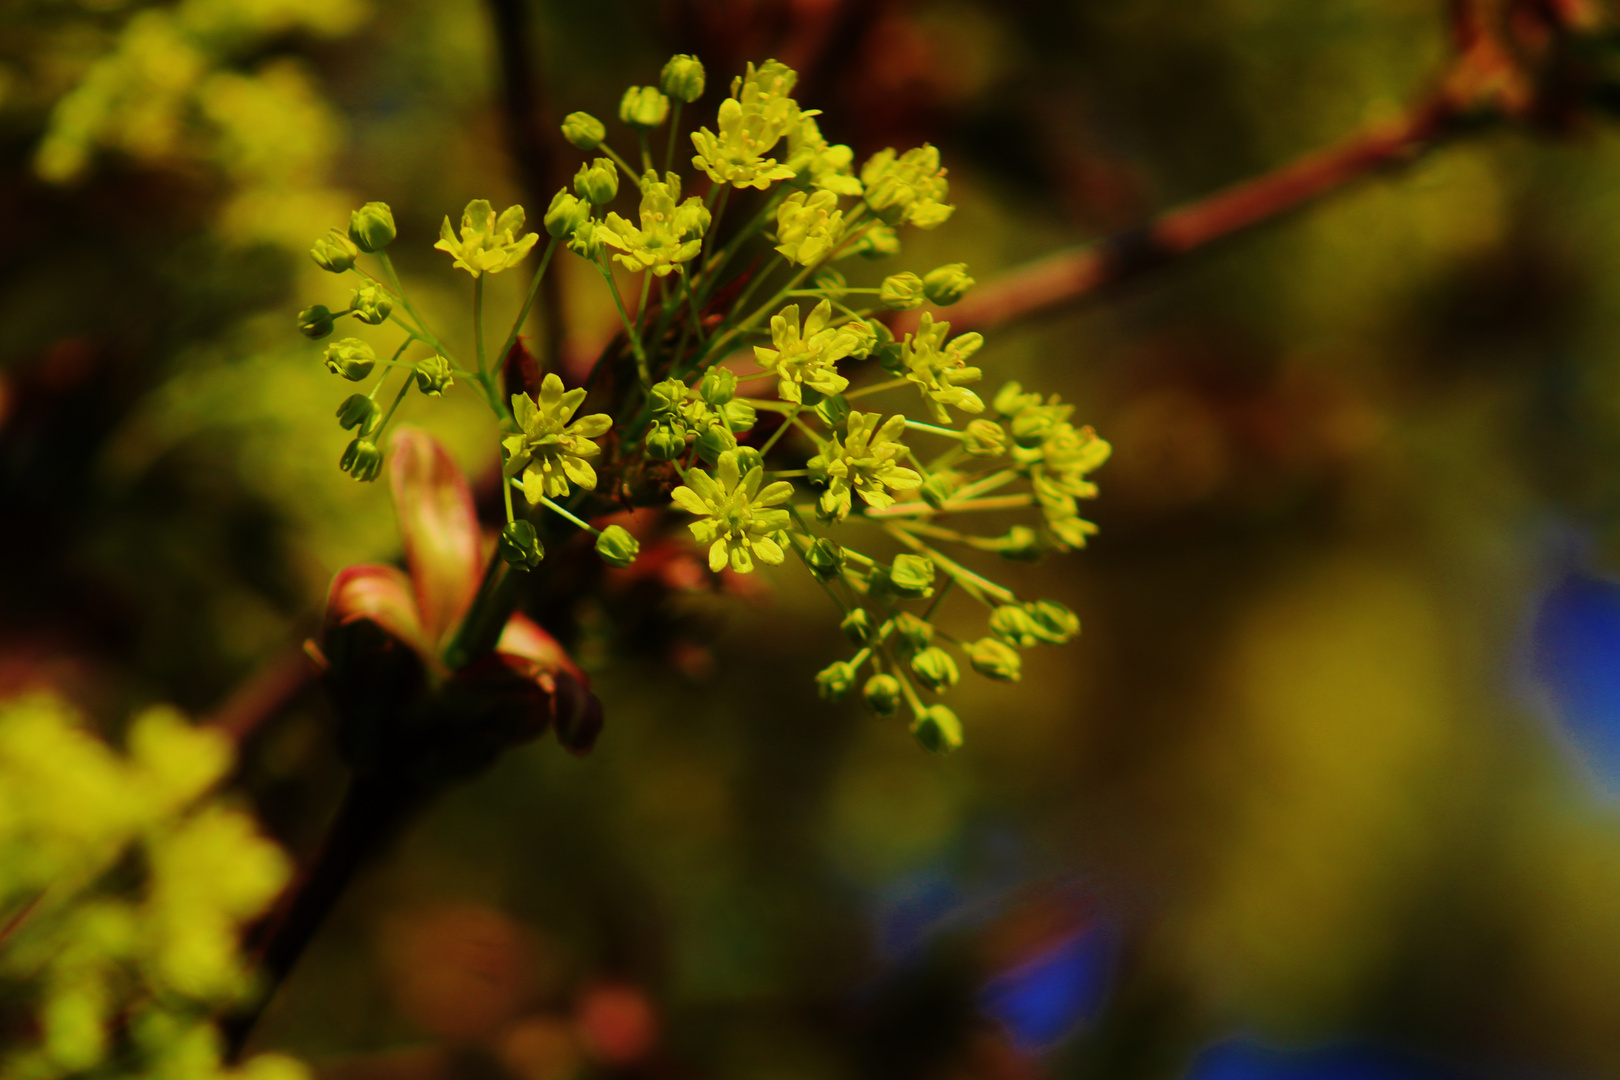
388;427;482;646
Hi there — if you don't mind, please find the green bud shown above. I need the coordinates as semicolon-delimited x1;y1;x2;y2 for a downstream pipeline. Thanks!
414;354;454;396
871;323;905;374
989;604;1042;648
909;646;959;692
348;285;393;326
812;267;847;295
910;705;963;754
920;472;958;510
561;111;606;150
816;660;858;702
990;525;1043;563
544;189;590;238
1011;408;1057;448
660;54;706;103
298;304;335;339
694;425;738;463
967;637;1022;681
731;446;764;475
805;538;844;581
595;524;640;568
844;319;878;360
814;393;849;428
879;271;925;310
310;230;359;273
862;674;902;716
567;218;605;260
335;393;381;435
340;437;384;482
855;222;900;259
993;380;1041;416
645;422;685;461
499;520;544;568
348;201;396;253
889;612;934;652
574;158;619;206
1027;600;1080;644
962;419;1006;457
922;262;975;306
840;608;872;645
698;367;737;406
618;86;670;130
651;377;687;412
324;338;376;381
888;554;936;599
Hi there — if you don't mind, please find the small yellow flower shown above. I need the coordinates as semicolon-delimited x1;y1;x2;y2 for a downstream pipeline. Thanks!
690;60;801;190
598;171;710;276
900;312;984;423
669;450;795;573
434;199;539;277
807;412;922;521
753;299;859;403
774;189;843;266
860;145;954;229
786;114;862;196
503;373;612;502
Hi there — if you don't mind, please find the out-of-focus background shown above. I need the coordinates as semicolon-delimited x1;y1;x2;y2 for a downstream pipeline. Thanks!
6;1;1620;1077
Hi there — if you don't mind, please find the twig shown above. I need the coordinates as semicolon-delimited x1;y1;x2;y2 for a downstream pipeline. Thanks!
205;646;318;747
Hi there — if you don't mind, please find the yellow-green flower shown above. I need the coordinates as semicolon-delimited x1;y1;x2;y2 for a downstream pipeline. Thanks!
598;170;710;276
774;189;843;266
434;199;539;277
670;449;795;573
753;299;859;403
690;60;801;190
996;384;1111;549
786;114;862;196
503;373;612;501
861;145;954;229
807;412;922;521
900;312;984;422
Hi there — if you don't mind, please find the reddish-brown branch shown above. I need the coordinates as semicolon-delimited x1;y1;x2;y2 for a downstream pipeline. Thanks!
205;645;317;747
925;94;1461;337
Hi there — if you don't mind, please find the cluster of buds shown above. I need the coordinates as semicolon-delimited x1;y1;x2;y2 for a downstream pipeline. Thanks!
293;52;1109;753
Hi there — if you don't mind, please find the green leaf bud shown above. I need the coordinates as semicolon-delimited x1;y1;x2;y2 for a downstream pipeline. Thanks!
348;201;396;253
574;158;619;206
990;604;1043;647
863;674;902;715
645;421;685;461
698;367;738;406
922;262;975;306
909;646;959;692
890;612;934;651
967;637;1022;682
731;445;764;475
840;608;873;645
595;524;641;568
499;520;544;568
910;704;963;753
694;425;738;463
1028;600;1080;644
544;189;590;238
879;271;926;310
335;393;381;435
310;229;359;273
619;86;671;130
855;222;901;259
889;554;936;599
324;338;376;381
414;354;454;396
814;392;849;428
349;285;393;325
297;304;336;339
920;471;958;510
340;437;384;481
962;419;1006;457
561;111;606;150
660;54;706;103
816;660;858;701
806;538;845;580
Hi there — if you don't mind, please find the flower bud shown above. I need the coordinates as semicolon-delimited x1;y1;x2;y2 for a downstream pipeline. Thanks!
414;354;454;396
499;520;544;568
990;525;1042;563
993;380;1041;416
889;612;934;651
340;437;383;482
919;472;958;510
961;419;1006;457
1027;600;1080;644
324;338;376;381
660;54;706;103
348;201;396;253
840;608;872;645
909;646;959;692
910;704;963;754
645;422;686;461
843;319;878;360
651;377;686;412
595;524;640;568
310;230;358;273
989;605;1042;648
816;660;858;701
855;223;900;259
618;86;670;131
694;425;738;463
879;272;925;310
349;285;393;326
544;189;590;238
862;674;902;716
967;637;1021;682
567;218;605;260
805;538;844;581
297;304;335;339
698;367;737;406
888;554;935;599
813;392;849;428
730;446;764;476
813;267;847;295
574;158;619;206
335;393;381;435
561;111;606;150
922;262;975;306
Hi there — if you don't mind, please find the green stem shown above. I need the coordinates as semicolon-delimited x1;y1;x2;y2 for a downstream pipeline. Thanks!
598;258;651;386
493;237;559;401
846;378;909;401
903;419;964;439
664;101;683;173
599;144;644;189
372;377;414;441
441;559;531;671
757;405;802;456
540;495;600;535
474;275;487;376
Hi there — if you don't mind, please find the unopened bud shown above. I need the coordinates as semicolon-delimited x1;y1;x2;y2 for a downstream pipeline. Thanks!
991;525;1042;563
888;554;935;599
694;425;738;463
645;422;685;461
730;446;764;476
660;54;706;103
889;612;933;651
910;704;963;754
324;338;376;381
595;524;640;568
698;367;737;406
843;319;878;360
920;472;958;510
816;660;858;701
414;354;454;396
989;605;1041;648
855;223;900;259
862;674;902;716
574;158;619;206
1027;600;1080;644
298;304;335;339
335;393;381;435
993;381;1040;416
805;538;844;581
567;218;605;259
813;392;849;428
349;285;393;326
840;608;872;645
618;86;670;130
879;272;925;310
961;419;1006;457
310;230;358;273
340;437;383;482
909;646;959;692
967;637;1021;682
499;520;544;568
544;189;590;239
922;262;975;306
348;201;396;253
561;111;606;150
